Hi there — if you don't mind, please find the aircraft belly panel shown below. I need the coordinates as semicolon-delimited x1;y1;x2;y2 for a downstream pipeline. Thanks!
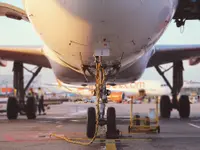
48;47;154;84
23;0;176;69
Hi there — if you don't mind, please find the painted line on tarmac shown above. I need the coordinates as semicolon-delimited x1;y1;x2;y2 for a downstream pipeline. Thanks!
115;139;123;150
100;139;106;150
67;138;151;142
188;123;200;129
106;140;116;150
191;119;200;122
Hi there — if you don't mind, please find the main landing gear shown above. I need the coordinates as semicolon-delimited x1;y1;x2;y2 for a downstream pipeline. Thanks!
86;56;120;139
155;61;190;119
7;61;42;120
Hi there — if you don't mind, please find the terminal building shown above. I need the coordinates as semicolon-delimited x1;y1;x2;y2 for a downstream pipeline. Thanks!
160;80;200;97
0;74;41;96
0;74;68;97
180;81;200;97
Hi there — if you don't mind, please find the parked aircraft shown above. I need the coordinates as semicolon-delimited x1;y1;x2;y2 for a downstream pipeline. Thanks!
46;79;171;103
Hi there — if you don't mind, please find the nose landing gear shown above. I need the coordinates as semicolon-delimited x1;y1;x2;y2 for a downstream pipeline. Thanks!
86;56;120;139
50;54;122;145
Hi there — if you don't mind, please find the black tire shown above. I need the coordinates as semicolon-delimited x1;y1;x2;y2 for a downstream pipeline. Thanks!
144;116;150;126
107;107;117;133
106;90;111;96
128;125;131;133
86;107;96;138
157;126;160;133
26;97;37;119
133;114;140;126
160;95;171;118
7;97;19;120
179;95;190;118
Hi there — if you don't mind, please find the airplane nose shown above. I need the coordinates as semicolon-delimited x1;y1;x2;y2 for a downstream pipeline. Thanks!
57;0;127;22
24;0;176;71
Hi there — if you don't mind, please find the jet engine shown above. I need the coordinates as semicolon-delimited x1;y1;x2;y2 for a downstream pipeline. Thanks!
189;57;200;66
0;59;7;67
107;92;125;103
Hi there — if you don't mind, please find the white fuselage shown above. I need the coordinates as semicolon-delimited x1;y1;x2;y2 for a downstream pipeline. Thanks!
108;80;171;96
55;80;171;97
22;0;178;84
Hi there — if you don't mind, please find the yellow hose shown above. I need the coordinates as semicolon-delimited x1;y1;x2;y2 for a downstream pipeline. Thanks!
130;99;133;128
50;60;102;146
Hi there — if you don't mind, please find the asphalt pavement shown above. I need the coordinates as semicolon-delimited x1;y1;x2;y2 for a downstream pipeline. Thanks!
0;103;200;150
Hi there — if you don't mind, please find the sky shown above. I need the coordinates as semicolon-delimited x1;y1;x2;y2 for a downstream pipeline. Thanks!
1;0;200;84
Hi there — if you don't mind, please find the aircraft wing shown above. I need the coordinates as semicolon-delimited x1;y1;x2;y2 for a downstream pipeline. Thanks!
147;45;200;67
0;3;50;68
0;2;29;22
45;80;91;91
0;46;51;68
44;82;75;92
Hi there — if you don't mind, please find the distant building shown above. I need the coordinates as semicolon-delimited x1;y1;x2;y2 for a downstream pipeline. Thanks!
180;81;200;96
0;74;42;96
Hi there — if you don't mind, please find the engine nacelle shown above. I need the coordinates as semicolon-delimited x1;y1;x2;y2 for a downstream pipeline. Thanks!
189;57;200;66
138;89;146;97
0;59;7;67
107;92;125;103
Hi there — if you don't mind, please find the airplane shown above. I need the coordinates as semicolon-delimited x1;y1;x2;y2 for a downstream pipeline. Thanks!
107;80;171;103
40;79;200;104
46;79;171;103
1;0;200;139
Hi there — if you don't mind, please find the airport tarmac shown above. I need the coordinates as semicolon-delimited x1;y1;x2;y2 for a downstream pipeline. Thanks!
1;103;200;149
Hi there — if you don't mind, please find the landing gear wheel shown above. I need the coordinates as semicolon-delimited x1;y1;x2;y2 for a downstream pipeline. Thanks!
7;97;19;120
106;107;119;138
106;90;111;96
179;95;190;118
160;95;171;118
133;115;140;125
86;107;96;138
157;126;160;133
26;97;37;119
107;107;116;132
128;125;131;133
144;116;150;127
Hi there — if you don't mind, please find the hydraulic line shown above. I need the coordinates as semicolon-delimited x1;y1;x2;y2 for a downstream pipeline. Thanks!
50;57;103;146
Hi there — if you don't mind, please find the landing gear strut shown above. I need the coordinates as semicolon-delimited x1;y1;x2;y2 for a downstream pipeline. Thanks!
6;61;42;120
155;61;190;118
86;56;120;139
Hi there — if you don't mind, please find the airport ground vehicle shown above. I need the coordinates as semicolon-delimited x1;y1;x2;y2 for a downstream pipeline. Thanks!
128;99;160;134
